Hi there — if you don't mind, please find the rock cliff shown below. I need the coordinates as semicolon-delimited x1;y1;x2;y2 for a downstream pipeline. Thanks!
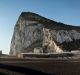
10;12;80;56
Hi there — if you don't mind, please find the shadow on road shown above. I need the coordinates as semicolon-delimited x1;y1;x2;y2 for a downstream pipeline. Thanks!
0;63;55;75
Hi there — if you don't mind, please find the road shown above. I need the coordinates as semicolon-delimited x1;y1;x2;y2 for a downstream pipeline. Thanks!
0;57;80;75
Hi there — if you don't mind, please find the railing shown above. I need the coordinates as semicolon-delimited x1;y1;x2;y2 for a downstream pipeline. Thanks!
20;52;75;58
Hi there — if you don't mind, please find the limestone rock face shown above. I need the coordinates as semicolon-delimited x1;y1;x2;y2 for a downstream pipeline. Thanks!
10;12;80;56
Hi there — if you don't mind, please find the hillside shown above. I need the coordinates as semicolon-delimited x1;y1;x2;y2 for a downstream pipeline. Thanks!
10;12;80;56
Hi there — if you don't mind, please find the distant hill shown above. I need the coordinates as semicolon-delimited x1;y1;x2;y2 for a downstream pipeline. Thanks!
10;12;80;56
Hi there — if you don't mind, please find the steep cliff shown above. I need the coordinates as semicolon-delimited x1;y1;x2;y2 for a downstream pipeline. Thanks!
10;12;80;56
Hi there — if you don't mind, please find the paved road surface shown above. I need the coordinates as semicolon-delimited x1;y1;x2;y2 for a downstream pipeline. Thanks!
0;57;80;75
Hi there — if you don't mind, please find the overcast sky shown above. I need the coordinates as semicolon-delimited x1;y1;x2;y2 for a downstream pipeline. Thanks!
0;0;80;54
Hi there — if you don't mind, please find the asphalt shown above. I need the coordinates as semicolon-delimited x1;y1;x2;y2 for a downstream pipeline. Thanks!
0;57;80;75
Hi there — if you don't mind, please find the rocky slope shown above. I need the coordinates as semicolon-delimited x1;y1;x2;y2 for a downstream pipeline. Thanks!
10;12;80;56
